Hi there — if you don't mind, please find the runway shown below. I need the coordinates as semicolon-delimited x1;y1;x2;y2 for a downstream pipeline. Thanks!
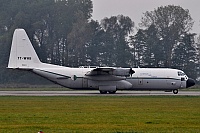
0;91;199;96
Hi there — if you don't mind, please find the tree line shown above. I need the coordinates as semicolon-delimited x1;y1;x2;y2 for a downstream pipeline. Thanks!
0;0;199;85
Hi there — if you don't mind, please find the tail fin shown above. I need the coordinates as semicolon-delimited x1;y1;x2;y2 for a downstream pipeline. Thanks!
8;29;41;69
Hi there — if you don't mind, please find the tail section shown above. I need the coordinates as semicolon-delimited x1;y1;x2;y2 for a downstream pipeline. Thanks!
8;29;41;69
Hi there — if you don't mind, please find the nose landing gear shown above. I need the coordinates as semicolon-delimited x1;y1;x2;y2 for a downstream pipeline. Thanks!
173;89;178;94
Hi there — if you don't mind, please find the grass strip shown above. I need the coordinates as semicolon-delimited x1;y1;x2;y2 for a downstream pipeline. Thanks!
0;96;199;133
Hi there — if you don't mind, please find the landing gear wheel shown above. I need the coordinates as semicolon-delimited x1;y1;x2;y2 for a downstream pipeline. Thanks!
100;91;107;94
108;91;116;94
173;89;178;94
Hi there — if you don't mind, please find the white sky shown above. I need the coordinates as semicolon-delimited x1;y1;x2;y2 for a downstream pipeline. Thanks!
92;0;200;34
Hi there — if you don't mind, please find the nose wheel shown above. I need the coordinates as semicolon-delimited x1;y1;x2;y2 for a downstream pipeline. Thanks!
173;89;178;94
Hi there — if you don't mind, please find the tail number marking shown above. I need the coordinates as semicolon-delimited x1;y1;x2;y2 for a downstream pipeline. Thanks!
18;57;32;60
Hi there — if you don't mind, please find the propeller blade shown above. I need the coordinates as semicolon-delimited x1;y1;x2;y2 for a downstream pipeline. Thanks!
129;68;135;76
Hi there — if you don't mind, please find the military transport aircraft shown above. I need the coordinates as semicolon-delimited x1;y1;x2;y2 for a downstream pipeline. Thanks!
7;29;195;94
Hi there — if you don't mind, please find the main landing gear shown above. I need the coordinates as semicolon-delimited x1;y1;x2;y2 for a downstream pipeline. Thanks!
99;90;116;94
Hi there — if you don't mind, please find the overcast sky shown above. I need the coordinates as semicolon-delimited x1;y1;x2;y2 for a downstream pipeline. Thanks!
92;0;200;34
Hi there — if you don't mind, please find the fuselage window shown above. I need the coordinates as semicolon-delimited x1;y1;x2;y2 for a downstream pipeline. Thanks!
181;77;185;81
178;71;185;76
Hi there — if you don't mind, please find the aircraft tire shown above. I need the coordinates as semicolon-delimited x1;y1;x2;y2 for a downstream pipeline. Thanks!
108;91;116;94
173;89;178;94
100;91;107;94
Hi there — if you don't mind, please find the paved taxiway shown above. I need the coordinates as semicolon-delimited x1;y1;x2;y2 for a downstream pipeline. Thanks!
0;91;199;96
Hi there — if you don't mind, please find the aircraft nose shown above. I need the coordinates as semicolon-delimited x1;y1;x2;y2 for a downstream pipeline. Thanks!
186;78;195;88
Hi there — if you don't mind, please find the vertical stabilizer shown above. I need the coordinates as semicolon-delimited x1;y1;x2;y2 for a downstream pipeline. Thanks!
8;29;41;69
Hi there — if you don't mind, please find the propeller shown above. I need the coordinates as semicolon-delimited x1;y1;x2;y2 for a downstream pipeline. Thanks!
129;68;135;77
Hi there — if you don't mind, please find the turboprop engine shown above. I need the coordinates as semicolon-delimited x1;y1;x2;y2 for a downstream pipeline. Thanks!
112;68;135;77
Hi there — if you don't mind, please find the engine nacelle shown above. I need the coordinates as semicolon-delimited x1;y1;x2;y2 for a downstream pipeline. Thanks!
88;80;132;90
112;68;135;77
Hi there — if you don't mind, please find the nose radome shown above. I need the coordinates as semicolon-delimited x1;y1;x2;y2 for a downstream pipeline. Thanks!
186;78;195;88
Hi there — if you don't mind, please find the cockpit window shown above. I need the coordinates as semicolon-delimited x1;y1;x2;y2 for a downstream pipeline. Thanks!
178;71;185;76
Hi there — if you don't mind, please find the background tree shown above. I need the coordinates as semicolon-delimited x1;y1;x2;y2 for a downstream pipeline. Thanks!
0;0;93;84
85;20;105;66
0;2;200;86
141;25;162;67
171;33;198;79
130;25;163;68
100;15;134;67
67;11;92;67
130;29;146;67
140;5;194;67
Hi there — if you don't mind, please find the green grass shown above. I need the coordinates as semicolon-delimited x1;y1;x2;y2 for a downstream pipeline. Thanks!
0;96;200;133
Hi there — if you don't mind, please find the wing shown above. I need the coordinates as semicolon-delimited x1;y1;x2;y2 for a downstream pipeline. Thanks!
85;67;135;77
85;67;115;76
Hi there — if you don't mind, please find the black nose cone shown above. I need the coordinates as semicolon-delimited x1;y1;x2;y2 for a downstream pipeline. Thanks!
186;78;195;88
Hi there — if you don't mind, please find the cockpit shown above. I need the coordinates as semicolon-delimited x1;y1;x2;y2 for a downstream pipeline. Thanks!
178;71;186;76
177;71;188;81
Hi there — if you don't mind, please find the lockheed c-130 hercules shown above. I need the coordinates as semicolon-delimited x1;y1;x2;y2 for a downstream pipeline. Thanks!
7;29;195;94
